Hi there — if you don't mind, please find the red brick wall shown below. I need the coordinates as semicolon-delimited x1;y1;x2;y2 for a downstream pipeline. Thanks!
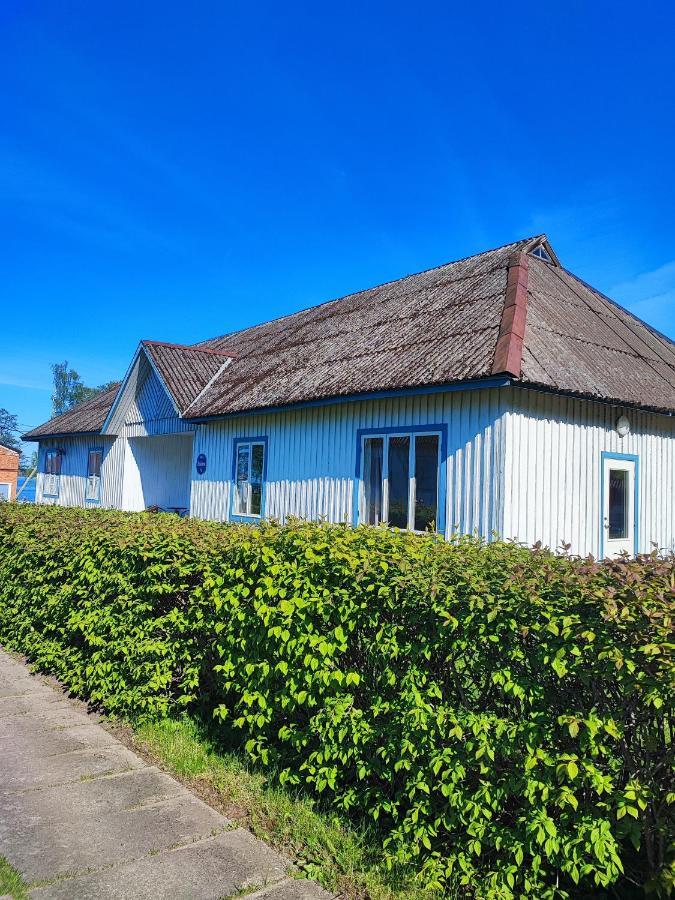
0;445;20;501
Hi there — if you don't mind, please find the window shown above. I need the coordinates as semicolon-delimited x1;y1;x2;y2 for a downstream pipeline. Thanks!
360;429;443;532
608;468;628;539
530;245;553;263
43;449;62;497
232;438;266;518
86;448;103;502
0;483;10;502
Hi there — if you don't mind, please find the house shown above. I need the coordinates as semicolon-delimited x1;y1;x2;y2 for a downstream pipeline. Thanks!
23;235;675;558
0;442;20;502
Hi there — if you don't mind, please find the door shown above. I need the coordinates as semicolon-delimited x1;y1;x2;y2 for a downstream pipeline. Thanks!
602;455;637;557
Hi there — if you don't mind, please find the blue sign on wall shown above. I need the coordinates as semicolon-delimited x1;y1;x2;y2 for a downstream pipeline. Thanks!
196;453;207;475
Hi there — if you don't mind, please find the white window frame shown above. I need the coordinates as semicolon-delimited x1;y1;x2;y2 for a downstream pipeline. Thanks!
359;429;442;532
0;482;11;502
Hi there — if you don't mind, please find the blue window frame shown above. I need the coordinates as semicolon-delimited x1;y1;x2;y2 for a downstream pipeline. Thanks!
354;425;447;534
600;451;639;558
43;449;62;498
230;436;268;521
86;447;103;503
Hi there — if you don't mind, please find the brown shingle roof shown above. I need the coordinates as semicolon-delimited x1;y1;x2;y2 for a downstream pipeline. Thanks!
521;261;675;412
185;238;525;417
23;384;121;440
23;234;675;439
142;342;234;413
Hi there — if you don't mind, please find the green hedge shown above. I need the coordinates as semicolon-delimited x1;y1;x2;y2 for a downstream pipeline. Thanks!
0;504;672;898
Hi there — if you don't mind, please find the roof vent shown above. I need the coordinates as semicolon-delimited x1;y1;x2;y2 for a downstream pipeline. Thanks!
530;245;553;263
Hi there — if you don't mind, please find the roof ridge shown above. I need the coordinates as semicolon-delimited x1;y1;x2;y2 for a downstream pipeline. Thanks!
195;235;542;349
143;340;236;358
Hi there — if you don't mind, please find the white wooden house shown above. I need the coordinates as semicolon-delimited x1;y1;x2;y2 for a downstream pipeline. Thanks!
24;236;675;558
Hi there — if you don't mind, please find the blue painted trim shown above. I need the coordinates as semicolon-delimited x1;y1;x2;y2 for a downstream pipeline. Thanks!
229;435;269;522
186;377;512;424
25;431;101;443
42;448;61;499
600;451;639;558
85;446;104;504
353;424;448;535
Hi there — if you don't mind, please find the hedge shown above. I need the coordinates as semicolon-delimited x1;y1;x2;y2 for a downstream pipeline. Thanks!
0;504;672;898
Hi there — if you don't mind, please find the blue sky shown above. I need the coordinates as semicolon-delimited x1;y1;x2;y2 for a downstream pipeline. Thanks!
3;1;675;452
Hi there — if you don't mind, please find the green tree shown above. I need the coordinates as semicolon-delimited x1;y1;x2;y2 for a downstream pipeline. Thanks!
0;408;20;451
51;362;117;416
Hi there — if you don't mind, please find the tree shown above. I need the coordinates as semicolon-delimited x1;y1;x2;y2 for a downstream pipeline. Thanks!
0;408;20;451
51;362;117;416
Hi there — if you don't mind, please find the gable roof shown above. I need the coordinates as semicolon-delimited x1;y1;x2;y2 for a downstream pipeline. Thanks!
23;384;121;440
142;341;234;414
22;234;675;440
0;441;20;455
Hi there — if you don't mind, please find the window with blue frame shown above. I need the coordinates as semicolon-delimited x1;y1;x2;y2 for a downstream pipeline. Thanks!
358;428;445;532
232;438;266;518
86;448;103;502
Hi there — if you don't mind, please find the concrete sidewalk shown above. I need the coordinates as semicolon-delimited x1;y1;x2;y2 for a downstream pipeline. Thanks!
0;649;330;900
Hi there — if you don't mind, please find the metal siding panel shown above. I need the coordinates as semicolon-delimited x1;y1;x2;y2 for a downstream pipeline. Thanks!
503;387;675;555
35;437;118;508
189;388;505;540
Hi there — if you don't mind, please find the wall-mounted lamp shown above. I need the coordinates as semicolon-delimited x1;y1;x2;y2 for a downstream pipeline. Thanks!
616;415;630;438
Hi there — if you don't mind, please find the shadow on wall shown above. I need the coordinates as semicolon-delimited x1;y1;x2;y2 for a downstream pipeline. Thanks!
126;433;194;511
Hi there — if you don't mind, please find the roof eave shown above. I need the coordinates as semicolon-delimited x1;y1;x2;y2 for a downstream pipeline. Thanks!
185;375;513;423
515;379;675;419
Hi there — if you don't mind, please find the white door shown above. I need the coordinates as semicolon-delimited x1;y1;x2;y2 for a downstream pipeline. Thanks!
602;456;636;557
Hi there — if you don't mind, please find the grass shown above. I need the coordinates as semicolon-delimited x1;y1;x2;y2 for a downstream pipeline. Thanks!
0;856;29;900
127;715;433;900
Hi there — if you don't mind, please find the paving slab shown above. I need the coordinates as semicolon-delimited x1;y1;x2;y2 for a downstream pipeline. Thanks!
247;879;334;900
30;829;291;900
0;648;330;899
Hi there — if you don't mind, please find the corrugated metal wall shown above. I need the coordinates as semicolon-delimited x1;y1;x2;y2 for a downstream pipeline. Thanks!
121;358;193;437
35;436;124;508
502;387;675;555
191;387;506;538
35;383;675;558
123;434;194;510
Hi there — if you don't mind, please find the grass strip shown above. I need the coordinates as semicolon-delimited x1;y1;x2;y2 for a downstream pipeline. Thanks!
125;716;432;900
0;856;29;900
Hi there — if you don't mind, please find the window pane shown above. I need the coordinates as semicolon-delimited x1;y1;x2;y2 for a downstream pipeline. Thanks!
45;451;61;476
88;450;102;478
235;445;250;514
609;469;628;539
250;444;264;516
363;438;383;525
388;436;410;528
414;435;439;531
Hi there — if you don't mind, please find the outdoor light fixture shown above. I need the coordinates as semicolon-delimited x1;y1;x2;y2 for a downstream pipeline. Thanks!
616;415;630;438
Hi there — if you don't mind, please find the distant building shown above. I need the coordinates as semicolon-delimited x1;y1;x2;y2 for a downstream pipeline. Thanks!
0;442;20;501
23;235;675;557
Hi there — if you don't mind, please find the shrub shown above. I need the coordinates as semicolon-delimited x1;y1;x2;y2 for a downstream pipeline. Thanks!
0;504;672;898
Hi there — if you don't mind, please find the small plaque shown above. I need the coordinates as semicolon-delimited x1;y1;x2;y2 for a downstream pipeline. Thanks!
196;453;207;475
